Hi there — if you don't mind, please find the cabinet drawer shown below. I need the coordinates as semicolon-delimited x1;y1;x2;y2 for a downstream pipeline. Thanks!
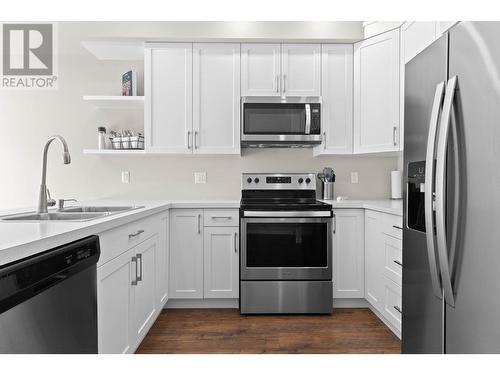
98;215;161;266
382;214;403;239
384;235;402;286
204;209;239;227
383;276;402;332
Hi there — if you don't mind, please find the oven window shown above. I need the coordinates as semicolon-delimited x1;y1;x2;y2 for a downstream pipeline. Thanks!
246;222;327;267
244;103;306;134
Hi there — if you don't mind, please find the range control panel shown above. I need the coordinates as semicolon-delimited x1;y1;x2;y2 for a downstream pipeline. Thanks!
242;173;316;190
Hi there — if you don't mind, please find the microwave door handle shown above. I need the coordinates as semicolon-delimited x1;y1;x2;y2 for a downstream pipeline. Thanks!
424;81;445;299
305;104;311;134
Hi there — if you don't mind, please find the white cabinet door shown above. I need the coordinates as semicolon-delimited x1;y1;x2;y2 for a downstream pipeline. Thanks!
333;209;365;298
364;210;385;310
156;214;169;308
402;22;437;64
130;235;158;345
241;43;281;96
169;209;204;298
193;43;240;154
281;44;321;97
354;29;400;153
97;248;134;354
314;44;353;155
203;227;239;298
145;44;193;153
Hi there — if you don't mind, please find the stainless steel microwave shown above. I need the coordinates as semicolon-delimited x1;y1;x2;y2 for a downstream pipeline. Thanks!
241;98;322;147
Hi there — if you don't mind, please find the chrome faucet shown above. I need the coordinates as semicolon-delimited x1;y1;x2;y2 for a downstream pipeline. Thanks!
37;135;71;213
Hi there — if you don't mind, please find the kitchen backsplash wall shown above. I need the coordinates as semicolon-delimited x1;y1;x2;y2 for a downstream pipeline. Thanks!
0;22;397;210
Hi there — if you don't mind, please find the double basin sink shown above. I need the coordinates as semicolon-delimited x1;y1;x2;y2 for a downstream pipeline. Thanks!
1;206;145;222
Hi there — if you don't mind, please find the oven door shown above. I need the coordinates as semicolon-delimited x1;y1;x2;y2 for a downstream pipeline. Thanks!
240;217;332;281
241;102;321;144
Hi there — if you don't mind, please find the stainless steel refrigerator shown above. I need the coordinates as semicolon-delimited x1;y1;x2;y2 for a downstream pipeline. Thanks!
403;21;500;354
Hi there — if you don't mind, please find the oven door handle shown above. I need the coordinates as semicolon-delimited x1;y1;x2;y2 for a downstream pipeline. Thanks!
243;211;331;218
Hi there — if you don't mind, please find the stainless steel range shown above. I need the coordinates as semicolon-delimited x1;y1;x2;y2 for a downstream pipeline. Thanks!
239;173;333;314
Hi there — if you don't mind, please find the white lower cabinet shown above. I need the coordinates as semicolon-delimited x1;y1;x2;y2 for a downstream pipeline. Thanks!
169;208;239;300
130;236;158;343
333;209;365;298
169;209;204;298
364;209;403;336
97;212;168;354
204;227;239;298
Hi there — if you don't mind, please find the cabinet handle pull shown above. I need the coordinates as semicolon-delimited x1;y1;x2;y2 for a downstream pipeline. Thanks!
131;256;138;286
194;131;199;149
211;216;232;220
393;305;402;314
393;260;402;267
187;131;191;149
136;253;143;282
333;213;336;234
198;214;201;234
323;131;327;150
392;225;403;230
276;74;279;93
393;126;397;146
234;232;238;253
128;229;144;238
283;74;287;93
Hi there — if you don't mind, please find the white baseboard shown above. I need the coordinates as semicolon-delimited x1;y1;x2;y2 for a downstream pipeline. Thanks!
333;298;369;308
165;298;239;309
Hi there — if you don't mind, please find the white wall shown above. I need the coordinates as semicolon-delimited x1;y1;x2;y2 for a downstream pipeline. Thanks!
0;22;397;210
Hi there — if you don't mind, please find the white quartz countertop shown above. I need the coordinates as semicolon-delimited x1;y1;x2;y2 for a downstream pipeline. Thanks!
320;199;403;216
0;200;240;266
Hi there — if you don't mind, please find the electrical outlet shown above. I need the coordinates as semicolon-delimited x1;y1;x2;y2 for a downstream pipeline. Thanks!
194;172;207;184
121;171;130;184
350;171;359;184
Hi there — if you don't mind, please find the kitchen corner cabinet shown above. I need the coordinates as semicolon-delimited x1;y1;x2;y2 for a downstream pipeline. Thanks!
313;44;353;156
169;209;204;298
145;43;240;155
97;214;165;354
241;43;321;97
333;209;365;299
353;28;400;153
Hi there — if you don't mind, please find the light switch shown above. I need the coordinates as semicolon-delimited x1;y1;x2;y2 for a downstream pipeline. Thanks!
121;171;130;184
350;172;359;184
194;172;207;184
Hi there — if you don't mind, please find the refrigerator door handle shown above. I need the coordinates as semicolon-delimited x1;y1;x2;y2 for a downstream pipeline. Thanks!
435;75;458;307
424;81;446;299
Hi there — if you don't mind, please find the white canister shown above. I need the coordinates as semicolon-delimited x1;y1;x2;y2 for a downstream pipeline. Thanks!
391;170;403;200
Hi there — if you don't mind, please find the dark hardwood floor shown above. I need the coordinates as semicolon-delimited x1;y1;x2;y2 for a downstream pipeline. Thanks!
136;308;401;354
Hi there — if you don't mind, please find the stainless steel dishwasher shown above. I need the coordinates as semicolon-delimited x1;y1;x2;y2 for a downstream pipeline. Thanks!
0;236;100;353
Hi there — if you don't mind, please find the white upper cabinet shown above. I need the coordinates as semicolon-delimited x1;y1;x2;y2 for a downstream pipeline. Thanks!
314;44;353;155
241;43;321;97
354;29;400;153
402;22;437;64
192;44;241;154
145;44;193;154
241;44;281;96
282;44;321;97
